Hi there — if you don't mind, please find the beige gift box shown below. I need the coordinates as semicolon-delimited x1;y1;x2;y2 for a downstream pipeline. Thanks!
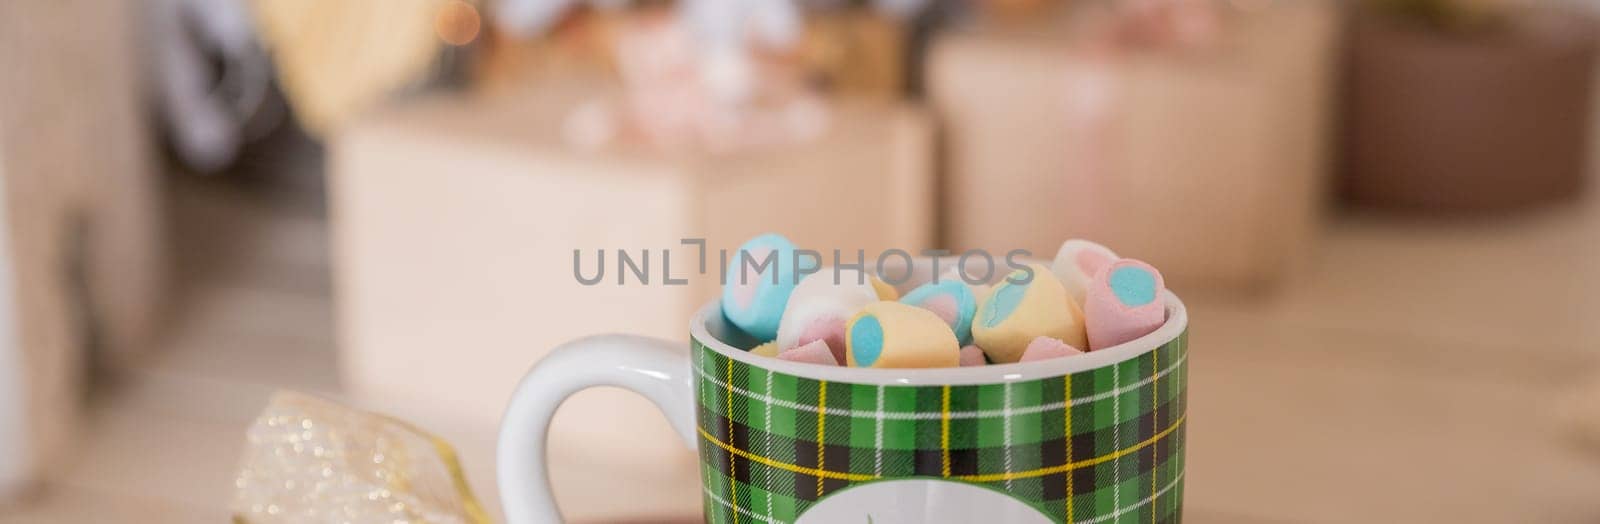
330;89;931;512
930;2;1337;292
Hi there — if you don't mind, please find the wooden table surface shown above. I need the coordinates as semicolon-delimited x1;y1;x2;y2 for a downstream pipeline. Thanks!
3;165;1600;522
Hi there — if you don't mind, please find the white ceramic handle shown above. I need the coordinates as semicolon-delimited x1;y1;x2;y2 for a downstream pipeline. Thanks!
497;334;697;523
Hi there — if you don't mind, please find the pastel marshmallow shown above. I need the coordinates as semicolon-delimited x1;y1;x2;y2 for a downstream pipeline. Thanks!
1050;239;1119;306
1084;259;1166;350
959;345;988;367
750;340;781;358
776;268;882;362
971;264;1088;363
721;233;815;340
939;266;992;303
846;302;961;368
899;279;978;345
790;315;848;363
777;339;840;366
869;275;900;300
1018;336;1085;362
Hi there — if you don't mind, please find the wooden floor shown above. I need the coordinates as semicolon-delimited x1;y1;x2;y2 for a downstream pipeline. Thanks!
3;167;1600;522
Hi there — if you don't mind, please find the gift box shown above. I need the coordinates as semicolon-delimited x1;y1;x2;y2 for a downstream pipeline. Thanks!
798;11;907;99
1342;5;1597;212
929;1;1338;291
329;88;932;494
472;10;619;97
475;8;909;100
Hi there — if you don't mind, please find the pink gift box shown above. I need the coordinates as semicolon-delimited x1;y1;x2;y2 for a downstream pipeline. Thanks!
930;2;1338;292
330;88;933;519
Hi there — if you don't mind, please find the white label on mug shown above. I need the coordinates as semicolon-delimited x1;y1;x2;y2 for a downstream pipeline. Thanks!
796;479;1052;524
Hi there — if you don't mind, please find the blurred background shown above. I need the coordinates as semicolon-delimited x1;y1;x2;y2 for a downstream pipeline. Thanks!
0;0;1598;521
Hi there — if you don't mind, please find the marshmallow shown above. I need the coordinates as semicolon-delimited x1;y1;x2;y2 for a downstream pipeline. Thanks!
722;233;814;340
971;264;1088;363
1085;259;1166;350
869;275;900;300
750;340;781;358
899;279;978;345
1051;239;1119;306
1018;336;1085;362
791;315;848;362
846;302;961;368
776;268;882;363
959;345;988;367
777;339;840;366
939;266;992;302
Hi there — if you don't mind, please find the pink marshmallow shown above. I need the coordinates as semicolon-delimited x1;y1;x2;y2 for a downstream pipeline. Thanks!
959;345;988;367
1084;259;1167;350
777;339;839;366
796;316;848;364
1019;336;1084;362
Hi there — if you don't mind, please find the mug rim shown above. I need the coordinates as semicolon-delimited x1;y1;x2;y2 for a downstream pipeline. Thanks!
688;291;1188;386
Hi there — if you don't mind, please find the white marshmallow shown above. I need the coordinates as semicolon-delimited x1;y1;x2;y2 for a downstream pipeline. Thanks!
1050;239;1119;306
776;268;880;350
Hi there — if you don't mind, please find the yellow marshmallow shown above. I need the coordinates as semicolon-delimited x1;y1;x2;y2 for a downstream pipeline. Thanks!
869;275;900;300
970;283;993;303
971;264;1087;363
751;340;782;358
846;302;960;368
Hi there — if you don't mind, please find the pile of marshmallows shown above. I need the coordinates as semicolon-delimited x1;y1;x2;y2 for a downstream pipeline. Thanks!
721;234;1168;368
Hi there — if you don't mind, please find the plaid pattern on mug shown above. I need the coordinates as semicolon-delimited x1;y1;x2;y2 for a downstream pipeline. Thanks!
692;330;1189;524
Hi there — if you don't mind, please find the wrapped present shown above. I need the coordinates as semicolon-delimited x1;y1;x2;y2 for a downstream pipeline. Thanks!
472;9;625;96
477;4;913;152
929;0;1337;291
476;6;910;100
560;8;831;153
1343;5;1597;212
798;11;907;98
328;87;932;503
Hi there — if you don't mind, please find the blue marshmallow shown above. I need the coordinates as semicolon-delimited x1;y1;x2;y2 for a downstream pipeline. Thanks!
899;279;978;346
721;233;813;340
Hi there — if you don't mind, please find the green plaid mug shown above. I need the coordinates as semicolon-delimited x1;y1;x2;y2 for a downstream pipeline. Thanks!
499;273;1189;524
